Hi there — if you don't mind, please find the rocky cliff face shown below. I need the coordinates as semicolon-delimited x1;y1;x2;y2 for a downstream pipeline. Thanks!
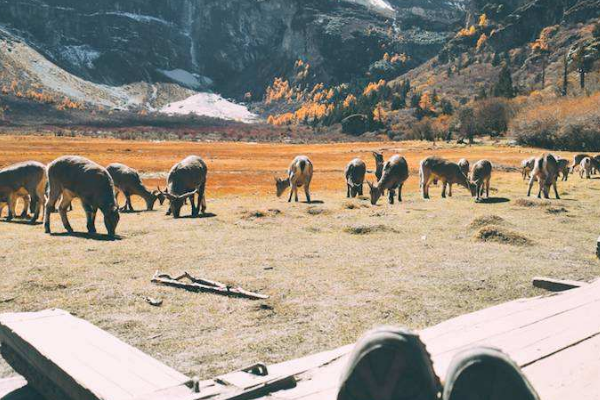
0;0;464;99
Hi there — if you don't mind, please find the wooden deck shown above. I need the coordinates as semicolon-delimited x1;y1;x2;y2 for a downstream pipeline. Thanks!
0;309;191;400
1;280;600;400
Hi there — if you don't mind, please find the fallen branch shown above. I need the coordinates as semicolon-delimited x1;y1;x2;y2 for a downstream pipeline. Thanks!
152;271;268;300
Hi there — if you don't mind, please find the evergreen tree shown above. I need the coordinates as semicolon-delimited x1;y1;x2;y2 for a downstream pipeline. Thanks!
410;93;421;108
440;99;454;115
492;64;515;98
491;53;501;66
391;94;405;110
572;45;592;90
476;86;487;100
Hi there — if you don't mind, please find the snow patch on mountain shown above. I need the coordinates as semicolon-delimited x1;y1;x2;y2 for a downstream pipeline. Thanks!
160;93;258;122
60;45;100;69
157;69;212;90
342;0;394;13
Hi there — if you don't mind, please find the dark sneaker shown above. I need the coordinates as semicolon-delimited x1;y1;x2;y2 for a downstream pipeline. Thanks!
443;347;540;400
337;326;441;400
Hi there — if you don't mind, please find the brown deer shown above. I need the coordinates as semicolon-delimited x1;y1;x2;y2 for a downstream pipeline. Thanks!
367;155;409;205
570;153;590;173
521;157;536;180
0;161;46;223
579;157;592;179
44;156;120;236
275;156;313;203
0;189;31;219
345;158;366;198
471;160;493;201
106;163;165;212
527;153;560;199
556;157;570;181
420;156;475;199
158;156;208;218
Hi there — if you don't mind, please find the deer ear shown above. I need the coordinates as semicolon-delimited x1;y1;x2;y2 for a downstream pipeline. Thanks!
367;181;374;189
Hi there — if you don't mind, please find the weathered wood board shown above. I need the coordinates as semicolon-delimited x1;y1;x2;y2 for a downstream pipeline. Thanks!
0;309;191;400
218;279;600;400
2;280;600;400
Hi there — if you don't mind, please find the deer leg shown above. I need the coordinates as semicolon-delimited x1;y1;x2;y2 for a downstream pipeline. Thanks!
526;175;535;197
126;193;135;212
304;183;311;203
388;189;394;205
6;193;18;221
449;183;453;197
398;183;403;202
441;181;447;198
553;180;560;199
81;202;97;234
346;184;350;198
19;196;31;219
287;185;293;202
58;194;74;233
44;187;62;234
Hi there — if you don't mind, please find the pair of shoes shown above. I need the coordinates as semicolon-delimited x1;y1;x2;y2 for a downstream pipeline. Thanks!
337;327;539;400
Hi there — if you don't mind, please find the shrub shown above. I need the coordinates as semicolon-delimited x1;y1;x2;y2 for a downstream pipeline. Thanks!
511;93;600;151
474;98;512;137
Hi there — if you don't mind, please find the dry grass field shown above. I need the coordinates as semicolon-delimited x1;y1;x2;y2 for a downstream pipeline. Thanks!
1;135;600;380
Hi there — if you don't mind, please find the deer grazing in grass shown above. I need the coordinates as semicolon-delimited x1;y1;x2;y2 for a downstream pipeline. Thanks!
44;156;120;236
106;163;165;212
527;153;560;199
556;157;570;181
0;161;46;223
0;190;31;219
471;160;493;201
158;156;208;218
345;158;366;198
275;155;313;203
367;155;409;205
458;158;470;178
521;157;536;180
420;156;475;199
579;157;592;179
570;154;590;173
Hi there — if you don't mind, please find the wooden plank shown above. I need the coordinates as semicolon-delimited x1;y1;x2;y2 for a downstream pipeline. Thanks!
532;276;587;292
0;309;191;400
238;280;600;400
524;334;600;400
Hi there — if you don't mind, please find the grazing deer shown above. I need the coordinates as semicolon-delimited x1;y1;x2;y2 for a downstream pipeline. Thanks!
345;158;366;198
592;155;600;175
556;157;570;181
44;156;120;236
367;155;409;205
0;189;31;219
521;157;535;180
275;155;313;203
471;160;493;201
579;157;592;179
458;158;470;178
527;153;560;199
106;163;165;212
0;161;46;223
372;151;384;181
420;156;475;199
570;153;590;173
158;155;208;218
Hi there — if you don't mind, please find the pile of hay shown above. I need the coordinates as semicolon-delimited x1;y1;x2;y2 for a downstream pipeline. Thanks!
475;226;531;246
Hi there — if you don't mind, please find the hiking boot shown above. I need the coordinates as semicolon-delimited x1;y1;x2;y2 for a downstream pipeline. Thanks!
443;347;540;400
337;326;441;400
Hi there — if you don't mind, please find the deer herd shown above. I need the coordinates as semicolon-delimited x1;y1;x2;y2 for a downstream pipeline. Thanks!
0;150;597;237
